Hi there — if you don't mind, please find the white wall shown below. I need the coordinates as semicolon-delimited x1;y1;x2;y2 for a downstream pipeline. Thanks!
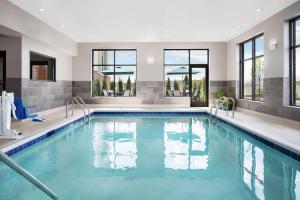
22;36;73;81
73;42;227;82
0;36;22;78
0;0;77;56
227;1;300;81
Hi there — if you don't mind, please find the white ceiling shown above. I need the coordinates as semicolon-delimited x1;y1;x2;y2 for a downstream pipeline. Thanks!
9;0;298;42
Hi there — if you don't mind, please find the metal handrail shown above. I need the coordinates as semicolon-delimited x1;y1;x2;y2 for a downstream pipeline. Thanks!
66;97;90;122
0;151;58;200
209;106;219;124
75;96;90;121
65;97;74;117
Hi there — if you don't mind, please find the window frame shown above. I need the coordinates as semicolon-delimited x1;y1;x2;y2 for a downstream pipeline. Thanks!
239;33;264;101
29;51;56;82
289;16;300;107
163;49;209;97
91;49;137;97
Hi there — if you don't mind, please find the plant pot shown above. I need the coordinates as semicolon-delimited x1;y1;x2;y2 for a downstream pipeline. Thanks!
222;99;234;111
222;103;233;111
215;99;223;109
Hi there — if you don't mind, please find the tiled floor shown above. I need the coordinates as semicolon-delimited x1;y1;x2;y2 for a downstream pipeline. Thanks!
1;105;300;156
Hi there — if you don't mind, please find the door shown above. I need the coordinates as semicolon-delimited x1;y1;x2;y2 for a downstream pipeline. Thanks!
0;51;6;93
189;65;208;107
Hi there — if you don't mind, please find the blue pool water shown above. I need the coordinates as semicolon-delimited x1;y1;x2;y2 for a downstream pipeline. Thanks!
0;114;300;200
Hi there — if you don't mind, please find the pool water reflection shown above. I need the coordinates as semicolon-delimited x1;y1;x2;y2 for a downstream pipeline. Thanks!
0;115;300;200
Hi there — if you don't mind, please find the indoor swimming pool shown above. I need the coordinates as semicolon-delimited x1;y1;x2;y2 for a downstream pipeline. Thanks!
0;114;299;200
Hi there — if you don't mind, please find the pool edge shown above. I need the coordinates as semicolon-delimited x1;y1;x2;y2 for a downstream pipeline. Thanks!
1;110;300;162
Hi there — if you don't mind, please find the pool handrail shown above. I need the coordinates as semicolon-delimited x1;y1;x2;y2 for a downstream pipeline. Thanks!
66;97;90;122
0;151;58;200
75;96;90;122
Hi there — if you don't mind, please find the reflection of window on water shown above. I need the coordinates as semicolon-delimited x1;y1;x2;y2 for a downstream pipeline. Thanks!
296;172;300;198
243;141;264;200
93;121;137;170
164;119;209;170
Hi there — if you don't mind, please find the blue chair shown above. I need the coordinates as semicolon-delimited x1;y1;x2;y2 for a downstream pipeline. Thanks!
14;97;38;120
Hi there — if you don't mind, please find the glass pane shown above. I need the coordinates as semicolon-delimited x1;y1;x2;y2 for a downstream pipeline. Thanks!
93;50;114;65
92;66;114;97
165;50;189;65
255;36;264;57
296;19;300;45
191;68;207;105
190;50;208;64
296;48;300;106
115;66;136;96
243;41;253;60
255;57;264;101
164;66;189;96
30;52;55;81
243;60;253;99
115;50;136;65
0;57;3;92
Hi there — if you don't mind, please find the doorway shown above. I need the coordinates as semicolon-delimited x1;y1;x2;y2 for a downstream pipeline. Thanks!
0;51;6;93
189;65;208;107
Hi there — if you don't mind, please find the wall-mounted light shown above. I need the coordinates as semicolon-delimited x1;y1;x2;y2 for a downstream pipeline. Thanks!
268;42;278;51
146;57;155;64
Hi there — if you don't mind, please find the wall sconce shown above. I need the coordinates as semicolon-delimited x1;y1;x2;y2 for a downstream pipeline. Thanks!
146;57;155;64
268;42;278;51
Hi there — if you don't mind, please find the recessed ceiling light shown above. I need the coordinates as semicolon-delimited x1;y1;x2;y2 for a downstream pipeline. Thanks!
60;24;65;28
39;8;45;12
256;9;264;12
236;25;241;29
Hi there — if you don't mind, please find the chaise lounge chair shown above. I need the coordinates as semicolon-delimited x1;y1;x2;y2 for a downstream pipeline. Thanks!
123;90;130;96
173;90;181;97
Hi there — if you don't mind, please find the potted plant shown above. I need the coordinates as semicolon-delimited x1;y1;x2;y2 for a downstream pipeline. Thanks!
173;80;179;90
166;77;171;95
215;89;225;108
221;97;234;111
126;76;132;90
118;79;124;93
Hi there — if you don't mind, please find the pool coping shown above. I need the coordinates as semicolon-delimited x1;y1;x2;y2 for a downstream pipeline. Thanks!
1;109;300;162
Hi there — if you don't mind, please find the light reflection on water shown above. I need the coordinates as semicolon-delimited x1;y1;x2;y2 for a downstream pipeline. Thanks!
93;121;137;169
91;116;300;200
164;119;209;170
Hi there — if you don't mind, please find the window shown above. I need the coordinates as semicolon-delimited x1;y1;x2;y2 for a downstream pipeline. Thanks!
92;49;136;97
240;34;264;101
290;17;300;106
30;52;56;81
164;49;208;97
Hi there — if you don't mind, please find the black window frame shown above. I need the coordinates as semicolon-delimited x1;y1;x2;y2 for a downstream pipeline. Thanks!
289;16;300;107
239;33;264;101
91;49;137;97
29;51;56;82
163;49;209;97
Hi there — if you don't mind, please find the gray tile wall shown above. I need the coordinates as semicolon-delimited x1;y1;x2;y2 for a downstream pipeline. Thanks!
21;78;72;112
228;78;300;122
210;81;228;105
72;80;229;105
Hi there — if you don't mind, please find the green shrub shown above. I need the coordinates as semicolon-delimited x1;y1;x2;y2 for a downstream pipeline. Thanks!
174;80;179;90
166;77;171;94
92;79;101;96
216;89;225;98
126;76;131;90
118;79;124;92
